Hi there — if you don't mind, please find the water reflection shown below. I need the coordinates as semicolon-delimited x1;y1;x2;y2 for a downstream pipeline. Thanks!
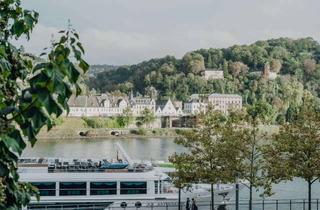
22;137;185;160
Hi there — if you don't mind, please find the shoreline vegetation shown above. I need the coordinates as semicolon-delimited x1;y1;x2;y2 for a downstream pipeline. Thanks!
37;117;278;140
37;117;181;140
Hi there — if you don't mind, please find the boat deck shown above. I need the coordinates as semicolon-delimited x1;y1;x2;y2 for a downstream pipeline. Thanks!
18;158;153;173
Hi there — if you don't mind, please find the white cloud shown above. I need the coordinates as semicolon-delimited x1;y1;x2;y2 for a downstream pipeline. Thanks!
17;0;320;64
13;24;59;56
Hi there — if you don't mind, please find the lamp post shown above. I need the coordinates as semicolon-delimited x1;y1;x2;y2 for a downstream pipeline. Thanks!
235;172;240;210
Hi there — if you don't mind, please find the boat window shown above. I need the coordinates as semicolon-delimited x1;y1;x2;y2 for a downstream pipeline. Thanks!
120;182;147;194
31;182;56;196
59;182;86;196
90;182;117;195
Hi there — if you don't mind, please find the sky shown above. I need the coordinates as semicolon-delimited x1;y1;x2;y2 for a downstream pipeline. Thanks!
17;0;320;65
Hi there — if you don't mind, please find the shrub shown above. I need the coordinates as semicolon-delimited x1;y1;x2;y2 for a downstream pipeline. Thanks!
129;128;146;135
82;117;104;128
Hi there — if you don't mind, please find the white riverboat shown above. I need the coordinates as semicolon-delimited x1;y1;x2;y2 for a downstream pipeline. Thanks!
19;144;234;209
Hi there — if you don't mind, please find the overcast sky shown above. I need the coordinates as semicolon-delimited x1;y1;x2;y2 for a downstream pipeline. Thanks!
18;0;320;65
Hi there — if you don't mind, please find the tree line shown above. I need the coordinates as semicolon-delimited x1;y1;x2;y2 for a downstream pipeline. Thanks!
169;92;320;210
89;37;320;124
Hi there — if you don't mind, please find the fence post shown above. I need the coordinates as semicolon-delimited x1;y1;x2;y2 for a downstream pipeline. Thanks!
289;199;292;210
317;199;319;210
276;200;278;210
166;202;168;210
303;199;306;210
262;199;264;210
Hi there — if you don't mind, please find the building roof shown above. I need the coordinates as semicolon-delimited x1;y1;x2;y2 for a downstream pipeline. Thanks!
68;95;101;107
208;93;242;98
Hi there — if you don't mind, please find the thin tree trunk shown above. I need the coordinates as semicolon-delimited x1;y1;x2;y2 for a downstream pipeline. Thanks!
308;181;312;210
249;184;253;210
211;183;215;210
178;188;181;210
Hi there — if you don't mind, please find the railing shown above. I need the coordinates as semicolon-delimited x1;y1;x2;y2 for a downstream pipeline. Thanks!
26;199;320;210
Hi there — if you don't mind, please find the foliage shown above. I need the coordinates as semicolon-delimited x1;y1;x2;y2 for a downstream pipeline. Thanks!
82;117;125;128
138;108;155;127
82;117;105;128
129;128;146;135
0;0;89;208
170;107;269;210
170;107;242;208
116;107;134;127
89;37;320;124
264;93;320;210
51;117;64;126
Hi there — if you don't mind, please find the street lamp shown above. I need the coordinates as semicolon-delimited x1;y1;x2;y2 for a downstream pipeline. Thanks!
235;172;240;210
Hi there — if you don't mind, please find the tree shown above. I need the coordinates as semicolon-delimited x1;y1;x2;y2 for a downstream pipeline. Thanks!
303;58;316;74
264;95;320;210
207;52;213;68
270;59;282;73
169;153;195;210
182;52;205;75
216;109;269;210
229;61;248;77
145;86;158;99
0;0;89;208
117;107;134;127
170;108;240;210
139;108;155;128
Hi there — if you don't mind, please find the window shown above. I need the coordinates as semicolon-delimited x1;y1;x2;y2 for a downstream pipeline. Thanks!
120;182;147;194
90;182;117;195
31;182;56;196
59;182;86;196
154;181;158;194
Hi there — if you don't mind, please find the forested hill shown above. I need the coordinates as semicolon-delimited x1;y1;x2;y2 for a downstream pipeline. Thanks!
89;64;118;76
88;37;320;123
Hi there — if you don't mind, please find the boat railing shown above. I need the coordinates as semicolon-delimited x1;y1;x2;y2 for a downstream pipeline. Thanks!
18;158;153;173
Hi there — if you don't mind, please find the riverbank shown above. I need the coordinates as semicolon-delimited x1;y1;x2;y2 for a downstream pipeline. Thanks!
37;117;279;140
37;117;182;140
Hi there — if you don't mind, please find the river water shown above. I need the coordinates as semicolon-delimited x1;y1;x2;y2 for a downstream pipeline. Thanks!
22;137;320;209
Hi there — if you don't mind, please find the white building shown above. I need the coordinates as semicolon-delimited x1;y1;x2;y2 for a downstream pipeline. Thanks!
130;96;156;117
183;101;207;115
184;93;242;114
208;93;242;113
203;69;224;80
67;94;129;117
156;98;179;117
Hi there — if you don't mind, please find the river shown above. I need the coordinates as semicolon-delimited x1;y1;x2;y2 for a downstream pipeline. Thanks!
22;137;320;209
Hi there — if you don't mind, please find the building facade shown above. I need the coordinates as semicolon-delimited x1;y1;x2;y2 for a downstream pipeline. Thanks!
207;93;242;113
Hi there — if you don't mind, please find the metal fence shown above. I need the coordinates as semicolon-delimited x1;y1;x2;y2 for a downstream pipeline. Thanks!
27;199;320;210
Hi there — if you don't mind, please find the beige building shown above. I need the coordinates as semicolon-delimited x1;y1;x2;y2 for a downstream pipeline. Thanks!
208;93;242;113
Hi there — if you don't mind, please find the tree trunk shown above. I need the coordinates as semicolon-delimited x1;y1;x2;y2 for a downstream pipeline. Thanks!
249;184;253;210
211;183;215;210
178;188;181;210
308;181;312;210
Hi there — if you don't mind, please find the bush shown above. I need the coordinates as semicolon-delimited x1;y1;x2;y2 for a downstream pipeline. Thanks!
175;128;183;134
82;117;105;128
129;128;146;135
82;117;124;128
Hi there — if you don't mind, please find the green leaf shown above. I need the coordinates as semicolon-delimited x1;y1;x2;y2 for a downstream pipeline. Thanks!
76;42;85;54
79;59;89;72
11;20;25;37
2;135;22;155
